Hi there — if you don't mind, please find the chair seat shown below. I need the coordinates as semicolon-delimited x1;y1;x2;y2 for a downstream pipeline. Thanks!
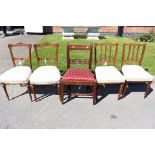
0;66;32;84
95;66;125;83
62;68;96;82
122;65;154;82
30;66;61;85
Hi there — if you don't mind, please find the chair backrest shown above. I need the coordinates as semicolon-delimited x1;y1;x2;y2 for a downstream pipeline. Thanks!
34;43;59;67
121;43;146;66
67;43;93;69
94;43;118;66
8;43;32;69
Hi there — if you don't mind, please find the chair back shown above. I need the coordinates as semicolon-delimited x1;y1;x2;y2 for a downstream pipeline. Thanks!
8;43;32;69
94;43;118;66
34;43;59;67
121;43;146;66
67;43;93;69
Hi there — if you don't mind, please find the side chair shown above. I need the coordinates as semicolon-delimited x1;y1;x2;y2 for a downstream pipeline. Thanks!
29;43;61;101
94;43;125;100
0;43;32;100
60;43;97;105
121;43;154;98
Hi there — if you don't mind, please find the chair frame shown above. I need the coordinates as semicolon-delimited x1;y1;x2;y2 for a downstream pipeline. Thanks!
30;43;60;101
1;43;32;100
60;43;97;105
121;43;152;98
94;43;125;100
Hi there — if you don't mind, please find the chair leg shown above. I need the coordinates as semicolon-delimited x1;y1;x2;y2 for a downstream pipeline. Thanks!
31;85;37;101
60;83;64;104
2;83;9;100
122;82;128;97
57;84;61;101
93;83;97;105
27;83;32;102
118;84;124;100
144;81;152;98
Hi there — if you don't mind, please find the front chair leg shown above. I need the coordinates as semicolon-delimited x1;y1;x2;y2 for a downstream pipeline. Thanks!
118;83;124;100
27;83;32;102
122;82;128;98
31;85;37;101
2;83;9;100
144;81;152;98
60;83;64;104
93;83;97;105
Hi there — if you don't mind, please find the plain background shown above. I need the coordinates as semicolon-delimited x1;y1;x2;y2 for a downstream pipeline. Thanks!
0;0;155;155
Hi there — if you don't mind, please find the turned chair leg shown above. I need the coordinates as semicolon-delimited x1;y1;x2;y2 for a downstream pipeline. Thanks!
2;83;9;100
60;84;64;104
144;81;152;98
93;83;97;105
122;82;128;98
118;83;124;100
31;85;37;101
27;83;32;102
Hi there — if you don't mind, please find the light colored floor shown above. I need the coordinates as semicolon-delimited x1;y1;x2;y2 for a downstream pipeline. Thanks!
0;35;155;129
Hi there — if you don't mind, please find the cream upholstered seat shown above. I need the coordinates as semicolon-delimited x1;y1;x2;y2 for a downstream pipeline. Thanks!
95;66;125;83
30;66;61;85
0;66;32;84
122;65;154;82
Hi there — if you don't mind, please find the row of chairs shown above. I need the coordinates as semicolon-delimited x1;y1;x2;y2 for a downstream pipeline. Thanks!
0;42;153;104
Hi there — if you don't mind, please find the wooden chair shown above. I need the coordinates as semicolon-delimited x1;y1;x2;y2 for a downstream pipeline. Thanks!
60;43;97;104
121;43;154;98
94;43;125;100
29;43;61;101
0;43;32;100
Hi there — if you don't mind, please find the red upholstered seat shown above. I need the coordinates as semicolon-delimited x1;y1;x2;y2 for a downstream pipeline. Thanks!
62;68;96;82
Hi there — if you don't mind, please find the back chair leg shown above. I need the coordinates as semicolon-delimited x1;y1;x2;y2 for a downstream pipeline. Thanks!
118;83;124;100
144;81;152;98
60;84;64;104
57;84;61;101
93;83;97;105
27;83;32;102
31;85;37;101
2;83;9;100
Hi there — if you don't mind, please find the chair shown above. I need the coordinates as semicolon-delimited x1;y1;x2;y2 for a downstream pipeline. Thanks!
94;43;125;100
60;43;97;104
0;43;32;100
121;43;154;97
29;43;61;101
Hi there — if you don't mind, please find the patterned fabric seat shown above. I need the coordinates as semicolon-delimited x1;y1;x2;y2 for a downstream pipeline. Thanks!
62;68;96;82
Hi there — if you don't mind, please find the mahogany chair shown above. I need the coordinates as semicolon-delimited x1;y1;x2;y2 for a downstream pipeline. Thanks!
0;43;32;100
121;43;154;98
94;43;125;100
60;43;97;104
29;43;61;101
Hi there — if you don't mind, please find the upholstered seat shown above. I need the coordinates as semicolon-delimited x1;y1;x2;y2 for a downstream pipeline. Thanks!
30;66;61;85
122;65;153;82
62;68;96;82
0;66;32;84
95;66;125;83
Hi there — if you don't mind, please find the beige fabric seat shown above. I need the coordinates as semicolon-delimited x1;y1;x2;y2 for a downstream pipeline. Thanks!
122;65;154;82
95;66;125;83
30;66;61;85
0;66;32;84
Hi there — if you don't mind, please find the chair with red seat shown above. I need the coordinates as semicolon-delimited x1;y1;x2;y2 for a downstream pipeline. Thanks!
60;43;97;105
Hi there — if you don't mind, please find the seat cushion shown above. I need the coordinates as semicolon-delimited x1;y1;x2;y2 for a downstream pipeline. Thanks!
122;65;154;82
30;66;61;85
95;66;125;83
62;68;96;82
0;66;32;84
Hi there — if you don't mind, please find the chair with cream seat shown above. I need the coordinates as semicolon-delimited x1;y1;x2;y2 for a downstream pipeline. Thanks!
29;43;61;101
94;43;125;100
0;43;32;100
121;43;154;98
